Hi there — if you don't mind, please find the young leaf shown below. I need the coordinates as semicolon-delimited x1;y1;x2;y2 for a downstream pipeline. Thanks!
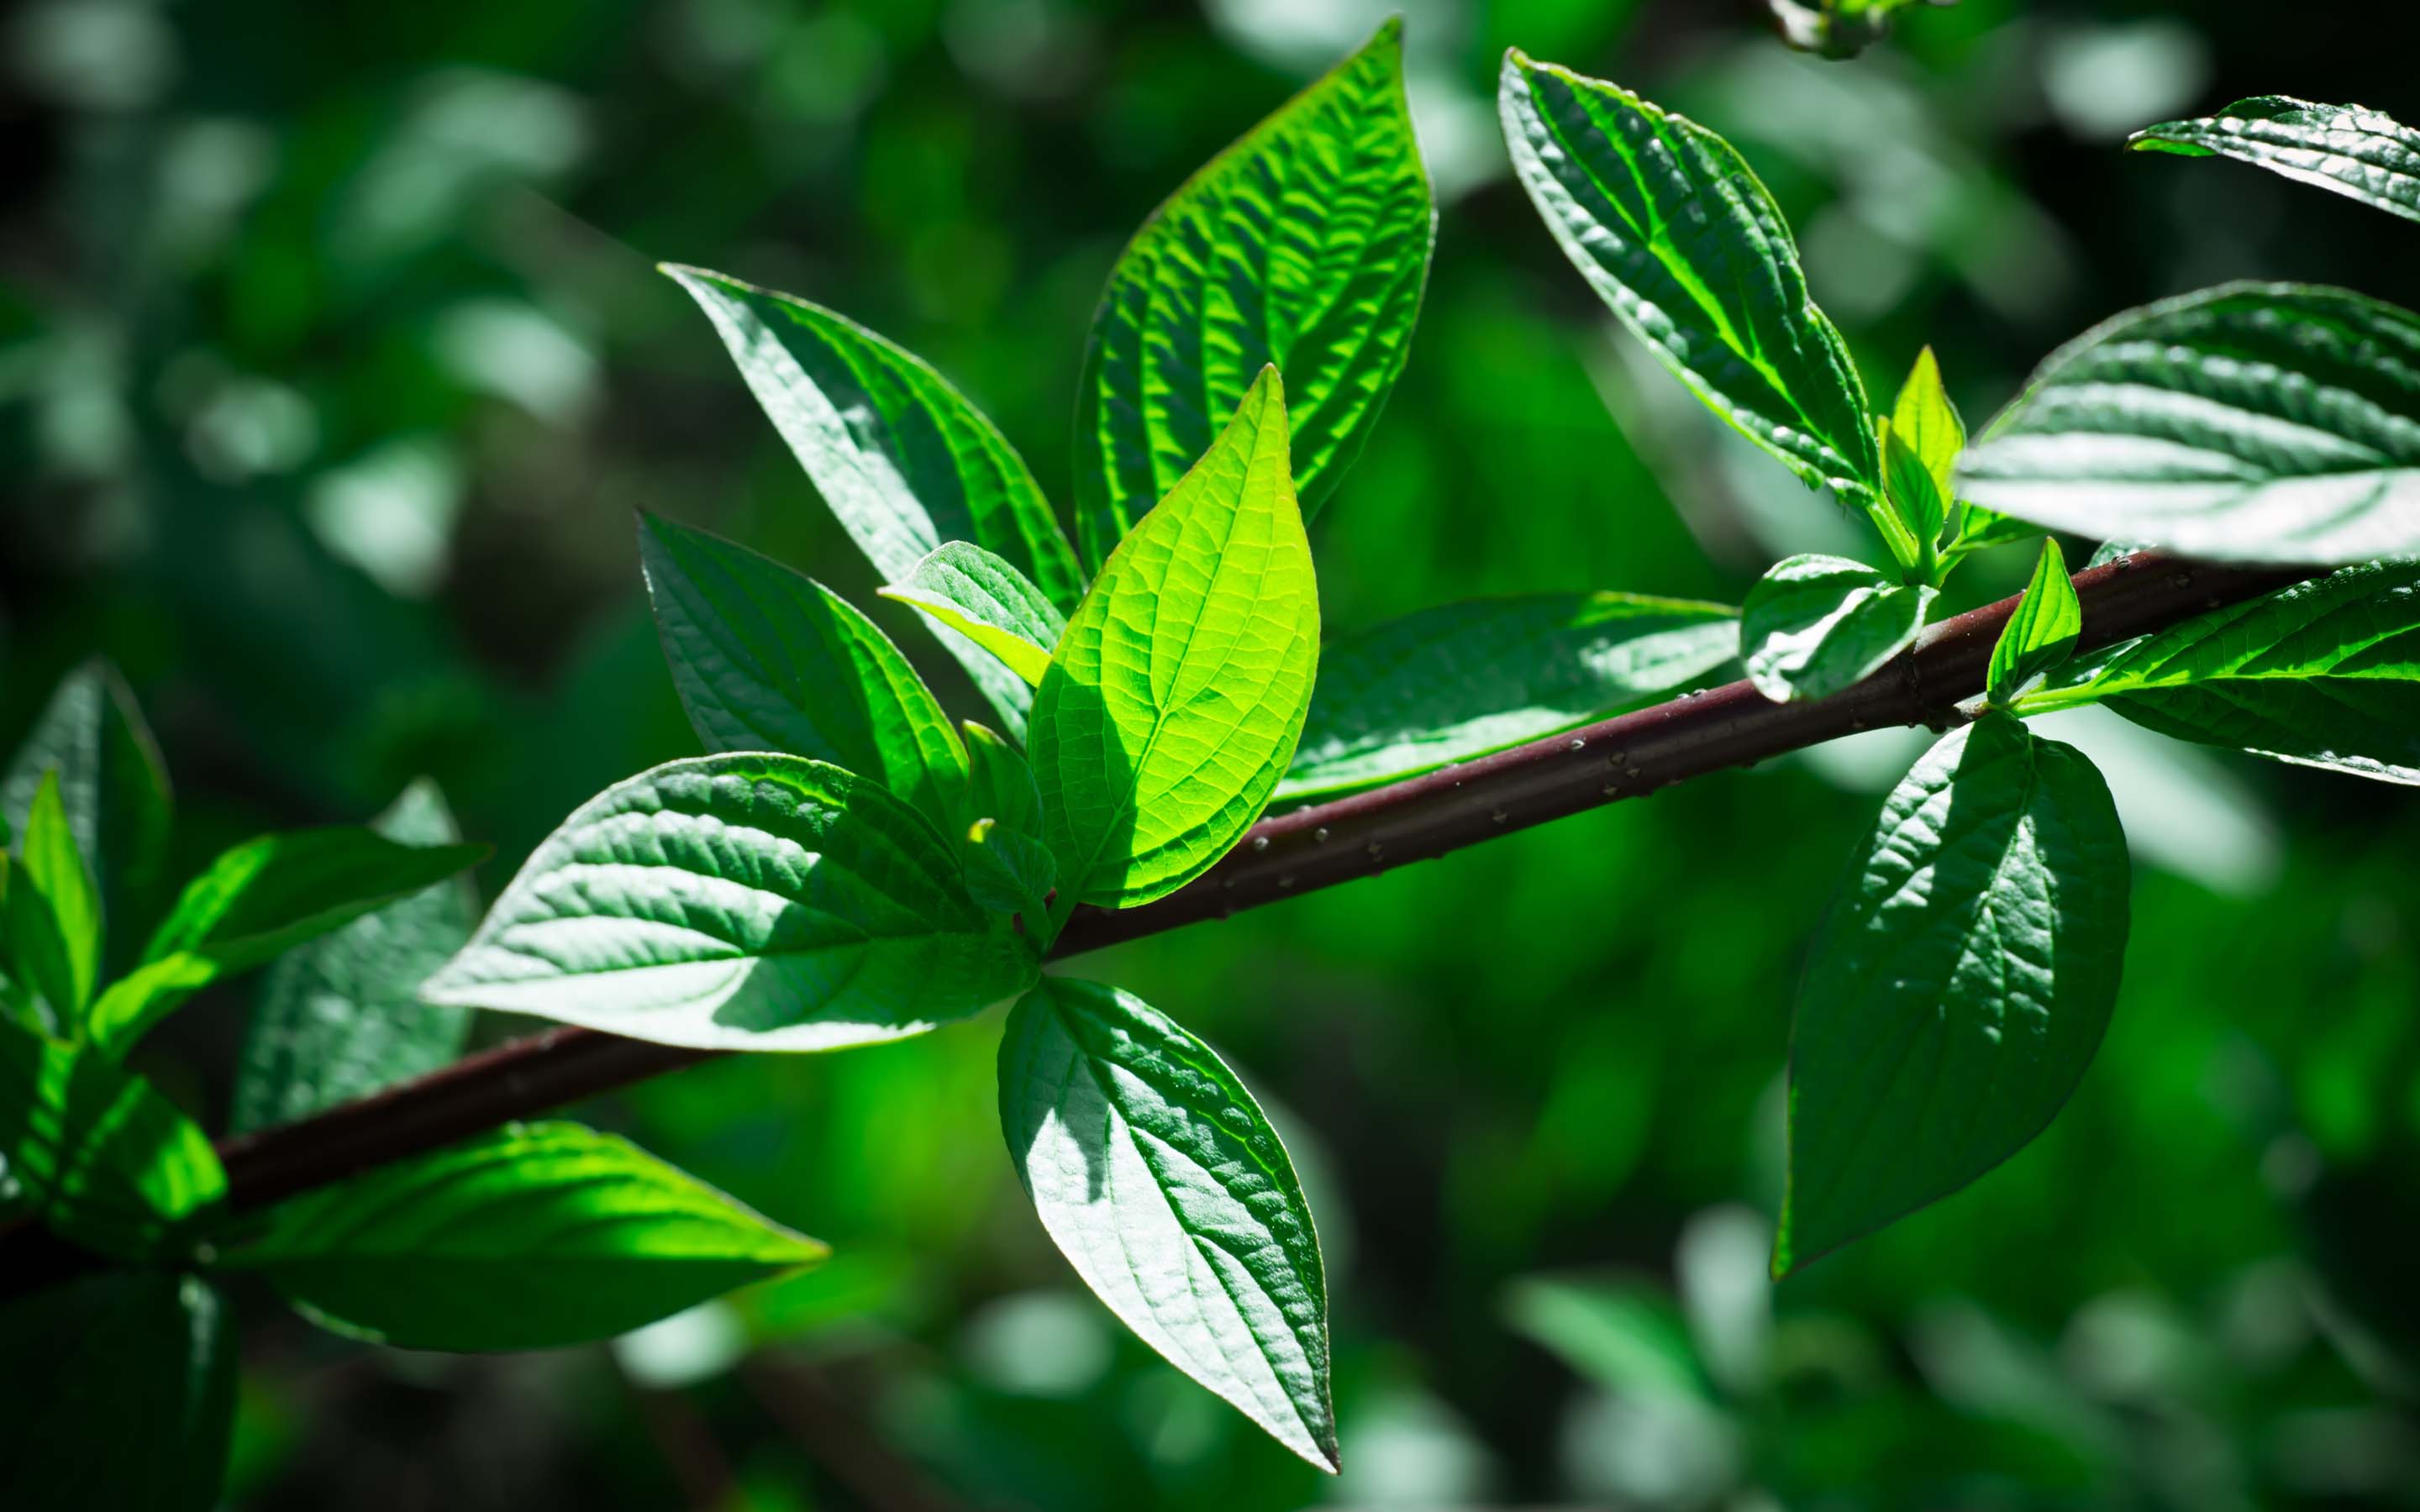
1780;715;2128;1274
1960;282;2420;564
2131;97;2420;226
8;772;101;1031
639;512;971;835
1944;503;2041;561
660;264;1081;737
0;1018;225;1259
1278;592;1739;801
876;541;1066;688
959;723;1056;925
0;658;172;971
1880;421;1949;567
230;780;480;1133
999;978;1335;1470
963;721;1044;837
1986;539;2083;705
1500;52;1881;512
0;1270;235;1512
223;1121;828;1351
1891;346;1965;503
88;827;490;1055
1032;368;1319;908
422;754;1036;1051
1074;18;1432;565
1741;555;1936;703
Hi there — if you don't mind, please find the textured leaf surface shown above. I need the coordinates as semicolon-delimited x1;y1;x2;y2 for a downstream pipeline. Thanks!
1987;539;2082;705
664;264;1081;735
227;1121;827;1351
1501;52;1880;510
0;1270;234;1512
1960;282;2420;564
1781;715;2128;1274
423;754;1035;1051
231;780;479;1132
1742;555;1934;703
1034;369;1319;907
1278;593;1739;800
2132;97;2420;225
640;512;970;834
999;979;1334;1468
0;658;171;972
1074;19;1431;565
0;1017;224;1259
877;541;1066;687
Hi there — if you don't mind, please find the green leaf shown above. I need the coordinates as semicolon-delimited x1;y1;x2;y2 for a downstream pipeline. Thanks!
0;1017;225;1259
1881;421;1948;573
1;658;172;973
1502;1275;1710;1400
1780;715;2128;1274
8;772;100;1032
0;1270;235;1512
1987;539;2083;706
1741;555;1936;703
1891;346;1965;502
2131;97;2420;227
2027;560;2420;785
1073;18;1433;566
660;264;1082;738
876;541;1066;688
1500;51;1881;513
88;827;490;1056
224;1121;828;1351
963;721;1044;837
959;722;1056;924
422;754;1036;1051
1277;592;1739;801
639;511;971;835
1959;282;2420;564
230;780;480;1133
1032;367;1319;908
1945;503;2042;561
998;978;1335;1469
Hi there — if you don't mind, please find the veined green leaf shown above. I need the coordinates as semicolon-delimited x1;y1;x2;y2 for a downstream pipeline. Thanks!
877;541;1066;688
1;659;172;974
1960;282;2420;564
1277;592;1739;801
1500;52;1881;512
1033;368;1319;908
231;780;479;1133
1780;715;2128;1274
639;512;971;835
224;1121;827;1351
0;1017;224;1259
963;722;1044;837
1891;346;1965;503
1987;539;2082;705
661;264;1081;738
959;722;1055;927
0;1270;234;1512
422;754;1036;1051
2025;560;2420;785
1742;555;1935;703
2131;97;2420;226
89;827;490;1056
999;979;1335;1470
8;772;100;1032
1074;18;1433;565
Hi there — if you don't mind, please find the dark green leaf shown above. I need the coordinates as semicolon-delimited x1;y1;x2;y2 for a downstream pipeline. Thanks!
999;978;1335;1469
423;754;1036;1050
962;818;1056;923
2131;97;2420;226
962;721;1044;837
1781;715;2128;1274
1742;555;1935;703
876;540;1065;688
1987;539;2082;705
224;1121;827;1351
1074;18;1432;565
1279;592;1739;801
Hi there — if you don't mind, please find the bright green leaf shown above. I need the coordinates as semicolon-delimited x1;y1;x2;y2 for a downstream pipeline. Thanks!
1960;282;2420;564
2131;97;2420;226
224;1121;828;1351
1780;715;2128;1274
1987;539;2083;705
999;978;1336;1469
1891;346;1965;503
1742;555;1936;703
422;754;1036;1051
1945;503;2042;561
639;511;971;835
1502;1275;1709;1401
1881;420;1948;570
8;772;100;1032
231;780;480;1133
1074;18;1432;566
1500;52;1881;513
1278;592;1739;801
877;541;1065;688
1033;368;1319;908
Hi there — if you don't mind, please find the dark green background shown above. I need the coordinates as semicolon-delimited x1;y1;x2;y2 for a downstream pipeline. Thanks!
5;0;2417;1506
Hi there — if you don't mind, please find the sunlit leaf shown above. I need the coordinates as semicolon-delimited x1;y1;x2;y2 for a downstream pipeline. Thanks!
877;541;1065;688
1986;539;2082;705
2132;97;2420;226
1742;555;1934;703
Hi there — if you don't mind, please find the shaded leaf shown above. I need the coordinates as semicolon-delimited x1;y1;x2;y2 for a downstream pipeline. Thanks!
1742;555;1935;703
8;772;100;1032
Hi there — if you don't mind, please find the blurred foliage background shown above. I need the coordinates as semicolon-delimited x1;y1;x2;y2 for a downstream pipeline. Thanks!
6;0;2420;1507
